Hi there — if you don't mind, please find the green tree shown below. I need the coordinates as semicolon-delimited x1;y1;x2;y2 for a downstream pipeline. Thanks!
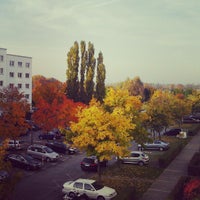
66;41;80;102
85;42;96;104
79;41;87;103
95;52;106;103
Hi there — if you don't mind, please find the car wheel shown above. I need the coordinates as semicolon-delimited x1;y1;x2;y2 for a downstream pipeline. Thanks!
159;147;164;151
138;161;144;166
46;157;51;162
97;196;105;200
69;192;76;198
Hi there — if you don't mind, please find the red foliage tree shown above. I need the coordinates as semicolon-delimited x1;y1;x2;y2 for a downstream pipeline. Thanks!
0;87;30;139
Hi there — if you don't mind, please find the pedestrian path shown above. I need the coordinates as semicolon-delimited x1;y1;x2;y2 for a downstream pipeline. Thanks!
140;130;200;200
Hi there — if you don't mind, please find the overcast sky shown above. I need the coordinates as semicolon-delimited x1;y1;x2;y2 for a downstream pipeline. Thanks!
1;0;200;84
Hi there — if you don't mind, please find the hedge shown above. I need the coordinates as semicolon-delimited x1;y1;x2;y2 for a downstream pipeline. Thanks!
188;152;200;176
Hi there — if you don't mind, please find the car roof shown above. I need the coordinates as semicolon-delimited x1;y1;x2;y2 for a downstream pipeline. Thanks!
130;151;145;154
75;178;95;184
29;144;46;148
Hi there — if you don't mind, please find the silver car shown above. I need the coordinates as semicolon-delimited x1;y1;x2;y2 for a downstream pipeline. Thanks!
120;151;149;166
27;144;59;162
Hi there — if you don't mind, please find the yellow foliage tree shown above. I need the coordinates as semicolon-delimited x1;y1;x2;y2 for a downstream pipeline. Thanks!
70;99;134;162
104;88;149;144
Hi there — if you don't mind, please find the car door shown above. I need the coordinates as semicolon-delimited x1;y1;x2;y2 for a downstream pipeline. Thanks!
73;182;84;196
84;183;98;199
17;155;27;169
130;153;140;164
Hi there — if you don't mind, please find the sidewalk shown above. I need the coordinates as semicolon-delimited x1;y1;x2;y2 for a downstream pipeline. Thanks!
140;130;200;200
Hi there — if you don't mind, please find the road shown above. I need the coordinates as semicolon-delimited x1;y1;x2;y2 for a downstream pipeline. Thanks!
11;152;92;200
10;132;139;200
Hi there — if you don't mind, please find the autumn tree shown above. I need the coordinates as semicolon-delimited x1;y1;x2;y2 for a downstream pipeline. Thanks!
145;90;173;139
32;75;66;105
95;52;106;103
70;99;134;180
170;94;192;127
0;87;30;140
66;41;80;102
32;93;84;133
103;87;149;144
188;91;200;114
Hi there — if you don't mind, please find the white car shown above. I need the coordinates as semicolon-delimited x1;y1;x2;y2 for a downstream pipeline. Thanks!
62;178;117;200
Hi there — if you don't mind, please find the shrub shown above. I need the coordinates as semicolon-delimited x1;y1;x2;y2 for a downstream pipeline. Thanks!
168;176;200;200
188;152;200;176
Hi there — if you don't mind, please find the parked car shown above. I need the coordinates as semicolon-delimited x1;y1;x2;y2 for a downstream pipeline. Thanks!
38;131;61;140
27;144;59;162
46;141;77;154
140;140;169;151
7;140;26;150
62;178;117;200
0;170;10;182
80;156;107;171
163;128;181;136
182;115;200;123
5;153;42;170
119;151;149;166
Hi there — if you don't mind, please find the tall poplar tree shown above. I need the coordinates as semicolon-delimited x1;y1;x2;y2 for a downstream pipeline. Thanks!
66;41;80;102
85;42;96;104
95;52;106;102
80;41;87;103
66;41;106;104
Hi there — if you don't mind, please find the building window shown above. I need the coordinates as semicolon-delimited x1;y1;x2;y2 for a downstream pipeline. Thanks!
9;72;14;77
0;81;3;86
0;56;3;62
18;84;22;89
9;83;14;88
18;62;22;67
18;73;22;78
25;94;29;99
26;63;30;68
25;73;29;78
25;84;29;89
9;61;14;66
0;68;3;74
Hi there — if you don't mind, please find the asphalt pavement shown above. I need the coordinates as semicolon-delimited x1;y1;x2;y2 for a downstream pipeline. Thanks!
140;130;200;200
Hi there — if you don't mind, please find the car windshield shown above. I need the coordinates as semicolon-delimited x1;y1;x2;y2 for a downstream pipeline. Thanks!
92;181;104;190
23;154;35;162
44;147;53;153
83;158;94;163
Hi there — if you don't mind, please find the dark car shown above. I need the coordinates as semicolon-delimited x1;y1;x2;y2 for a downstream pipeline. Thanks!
38;131;61;140
46;141;67;154
163;128;181;136
46;141;77;154
141;140;169;151
5;153;42;170
0;170;10;182
80;156;107;171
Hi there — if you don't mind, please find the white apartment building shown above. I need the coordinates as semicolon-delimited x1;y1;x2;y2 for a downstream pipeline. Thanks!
0;48;32;104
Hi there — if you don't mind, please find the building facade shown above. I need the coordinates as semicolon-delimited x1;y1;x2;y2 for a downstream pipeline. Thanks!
0;48;32;104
